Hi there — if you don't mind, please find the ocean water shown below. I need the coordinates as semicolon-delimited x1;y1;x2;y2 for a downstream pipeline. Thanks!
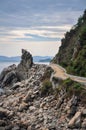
0;62;49;73
0;62;19;73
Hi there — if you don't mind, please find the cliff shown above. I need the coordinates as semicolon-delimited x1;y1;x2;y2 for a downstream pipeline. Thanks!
52;10;86;77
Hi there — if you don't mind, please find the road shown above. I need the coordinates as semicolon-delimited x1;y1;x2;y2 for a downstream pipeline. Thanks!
50;63;86;85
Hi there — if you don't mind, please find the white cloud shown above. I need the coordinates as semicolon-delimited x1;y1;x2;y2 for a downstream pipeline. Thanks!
0;41;61;56
0;24;71;42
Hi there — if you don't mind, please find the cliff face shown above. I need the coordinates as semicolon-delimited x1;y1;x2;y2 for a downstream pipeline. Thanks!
52;10;86;77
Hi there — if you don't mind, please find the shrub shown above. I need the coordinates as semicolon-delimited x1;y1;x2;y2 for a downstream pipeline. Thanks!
63;78;74;87
41;67;53;81
62;78;86;100
40;79;53;96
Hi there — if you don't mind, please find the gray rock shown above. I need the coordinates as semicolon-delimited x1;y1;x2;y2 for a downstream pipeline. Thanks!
17;49;33;79
2;71;18;87
0;88;4;95
12;125;20;130
0;64;17;87
82;109;86;116
0;127;5;130
0;64;16;82
82;119;86;128
0;107;10;119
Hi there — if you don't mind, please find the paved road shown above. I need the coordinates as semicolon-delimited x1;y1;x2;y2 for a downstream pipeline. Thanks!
50;63;86;85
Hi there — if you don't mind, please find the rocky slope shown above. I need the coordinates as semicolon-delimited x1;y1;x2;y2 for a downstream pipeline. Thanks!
52;10;86;77
0;49;86;130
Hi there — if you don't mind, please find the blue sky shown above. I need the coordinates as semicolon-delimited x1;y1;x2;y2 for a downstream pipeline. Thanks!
0;0;86;56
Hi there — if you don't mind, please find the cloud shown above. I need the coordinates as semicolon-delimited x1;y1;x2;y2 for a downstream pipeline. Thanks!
0;24;72;42
0;41;61;56
0;0;85;56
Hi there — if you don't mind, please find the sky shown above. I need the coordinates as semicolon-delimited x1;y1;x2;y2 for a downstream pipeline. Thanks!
0;0;86;56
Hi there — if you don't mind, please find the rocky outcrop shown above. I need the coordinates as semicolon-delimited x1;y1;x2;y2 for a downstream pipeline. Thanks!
19;49;33;69
17;49;33;79
0;49;33;88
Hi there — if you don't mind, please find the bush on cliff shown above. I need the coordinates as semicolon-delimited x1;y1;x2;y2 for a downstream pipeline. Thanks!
55;78;86;103
40;79;53;96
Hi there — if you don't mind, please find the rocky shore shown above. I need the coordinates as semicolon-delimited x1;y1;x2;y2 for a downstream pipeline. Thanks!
0;49;86;130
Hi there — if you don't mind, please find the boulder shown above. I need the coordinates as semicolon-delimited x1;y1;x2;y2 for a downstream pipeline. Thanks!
0;64;16;82
68;111;81;128
12;82;25;90
19;102;28;112
0;107;10;119
82;119;86;128
0;64;17;87
1;71;18;87
0;64;21;88
23;90;33;103
82;109;86;116
0;88;4;95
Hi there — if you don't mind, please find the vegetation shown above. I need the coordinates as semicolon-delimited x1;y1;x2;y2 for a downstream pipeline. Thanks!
55;78;86;103
41;67;53;81
52;9;86;77
40;79;53;96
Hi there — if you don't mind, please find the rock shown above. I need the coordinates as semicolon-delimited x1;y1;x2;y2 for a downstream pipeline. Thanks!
40;102;46;108
0;88;4;95
17;49;33;79
68;111;81;128
12;125;20;130
2;71;18;87
0;120;6;126
82;109;86;116
19;102;28;112
56;95;65;108
29;106;36;112
0;127;5;130
82;119;86;128
0;107;10;119
27;126;31;130
0;64;16;82
41;128;49;130
12;82;25;90
67;95;78;118
0;64;18;87
21;49;33;69
23;90;33;103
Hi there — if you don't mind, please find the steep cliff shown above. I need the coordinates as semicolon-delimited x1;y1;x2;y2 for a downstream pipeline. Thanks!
52;10;86;77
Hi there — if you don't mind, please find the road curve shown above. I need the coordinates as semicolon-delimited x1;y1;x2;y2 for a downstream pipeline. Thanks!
50;63;86;85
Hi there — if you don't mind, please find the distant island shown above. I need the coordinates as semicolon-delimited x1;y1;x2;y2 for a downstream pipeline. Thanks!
0;56;53;62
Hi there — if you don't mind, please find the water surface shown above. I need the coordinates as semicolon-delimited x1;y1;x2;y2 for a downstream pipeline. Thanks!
0;62;49;73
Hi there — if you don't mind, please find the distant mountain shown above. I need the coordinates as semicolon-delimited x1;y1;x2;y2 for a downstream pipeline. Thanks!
0;56;53;63
0;56;21;62
33;56;53;62
39;58;52;62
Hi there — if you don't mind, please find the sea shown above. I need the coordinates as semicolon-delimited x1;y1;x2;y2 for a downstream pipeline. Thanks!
0;62;49;73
